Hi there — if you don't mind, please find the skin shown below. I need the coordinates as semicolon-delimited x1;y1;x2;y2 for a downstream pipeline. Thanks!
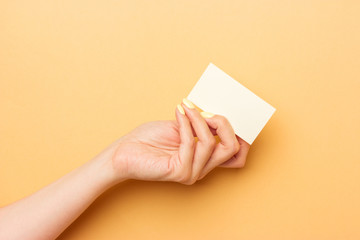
0;100;250;240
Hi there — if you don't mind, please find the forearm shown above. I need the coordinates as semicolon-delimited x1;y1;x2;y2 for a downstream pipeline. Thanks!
0;150;121;240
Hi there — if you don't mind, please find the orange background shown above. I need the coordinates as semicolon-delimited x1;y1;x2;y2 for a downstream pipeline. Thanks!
1;1;360;239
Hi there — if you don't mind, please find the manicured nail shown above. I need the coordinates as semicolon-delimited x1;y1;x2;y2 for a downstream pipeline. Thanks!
177;104;185;115
200;111;215;118
182;98;195;109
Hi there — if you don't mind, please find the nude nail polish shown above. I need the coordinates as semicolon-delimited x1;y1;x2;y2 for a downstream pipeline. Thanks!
182;98;195;109
177;104;185;115
200;111;215;118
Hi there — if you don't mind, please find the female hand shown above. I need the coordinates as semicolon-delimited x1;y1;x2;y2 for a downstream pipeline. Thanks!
0;98;250;240
110;98;250;184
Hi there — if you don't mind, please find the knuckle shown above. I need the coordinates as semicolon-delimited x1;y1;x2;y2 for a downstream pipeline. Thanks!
232;141;241;154
174;168;197;185
208;137;217;147
175;168;192;184
235;160;246;168
206;137;217;148
184;137;195;148
200;137;216;149
225;141;240;155
217;115;229;126
183;178;197;185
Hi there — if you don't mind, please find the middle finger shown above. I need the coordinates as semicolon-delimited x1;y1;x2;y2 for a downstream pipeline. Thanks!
181;98;216;182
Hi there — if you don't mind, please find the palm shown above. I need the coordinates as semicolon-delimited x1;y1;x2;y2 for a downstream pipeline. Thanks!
113;120;184;180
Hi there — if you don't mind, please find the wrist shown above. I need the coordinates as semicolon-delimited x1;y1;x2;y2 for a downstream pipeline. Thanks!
91;143;128;188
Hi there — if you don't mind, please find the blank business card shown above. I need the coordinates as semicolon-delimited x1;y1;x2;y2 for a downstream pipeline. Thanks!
187;63;276;144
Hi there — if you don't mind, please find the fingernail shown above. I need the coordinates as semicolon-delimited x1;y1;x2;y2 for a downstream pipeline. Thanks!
200;111;215;118
182;98;195;109
177;104;185;115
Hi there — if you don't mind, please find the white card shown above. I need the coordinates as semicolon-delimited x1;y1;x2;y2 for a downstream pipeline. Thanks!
187;63;276;144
